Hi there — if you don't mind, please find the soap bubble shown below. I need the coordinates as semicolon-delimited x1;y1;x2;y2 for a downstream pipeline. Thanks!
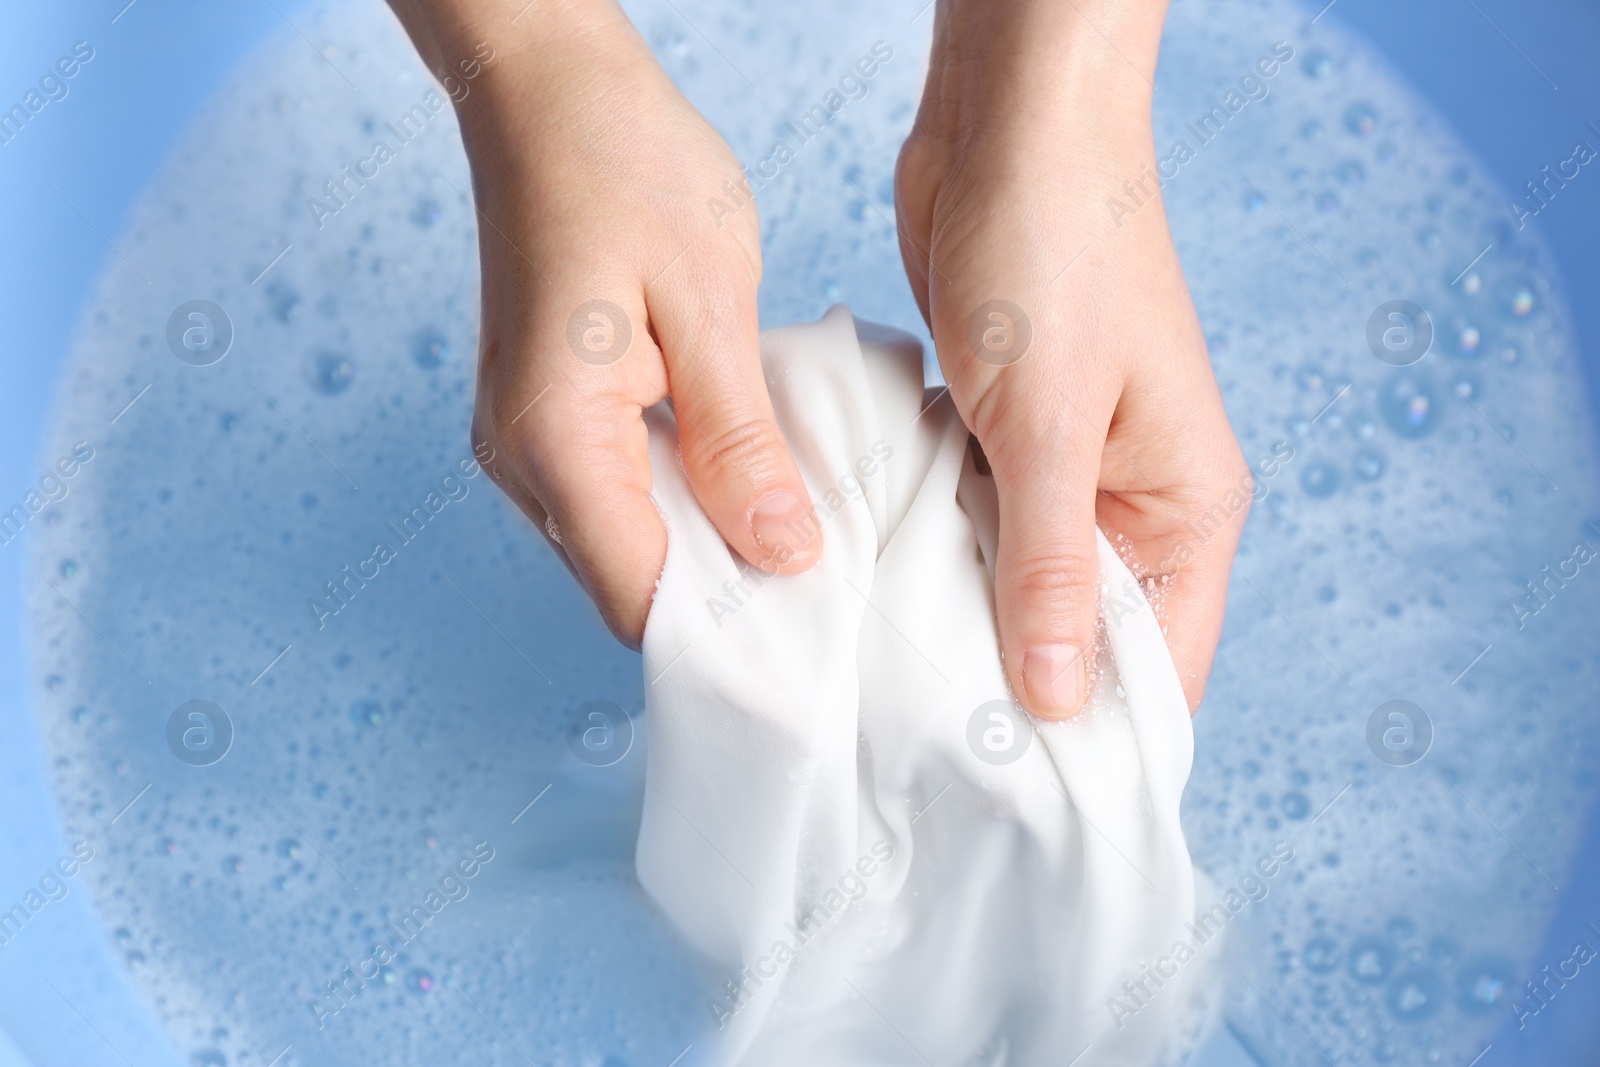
1506;282;1535;318
411;198;442;227
1386;967;1444;1021
1303;52;1333;78
1305;937;1342;974
1301;461;1340;498
413;330;450;369
1346;103;1378;135
1449;320;1482;356
265;282;300;324
1380;374;1440;438
1295;364;1326;392
1348;935;1397;985
311;351;355;394
350;699;384;726
1455;955;1514;1015
1354;449;1386;480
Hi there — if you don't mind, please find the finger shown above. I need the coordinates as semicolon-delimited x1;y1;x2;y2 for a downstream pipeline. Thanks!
479;295;670;648
1157;530;1240;711
1103;371;1251;711
1095;452;1248;713
976;365;1115;720
648;249;822;575
473;410;575;573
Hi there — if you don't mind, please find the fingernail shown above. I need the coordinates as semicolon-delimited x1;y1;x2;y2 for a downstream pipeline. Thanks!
1024;643;1086;718
749;489;822;569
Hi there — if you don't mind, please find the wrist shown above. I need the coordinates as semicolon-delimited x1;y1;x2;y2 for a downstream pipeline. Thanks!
385;0;638;106
916;0;1167;156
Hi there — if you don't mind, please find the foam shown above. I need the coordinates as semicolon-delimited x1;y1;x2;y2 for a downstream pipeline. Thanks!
23;0;1600;1063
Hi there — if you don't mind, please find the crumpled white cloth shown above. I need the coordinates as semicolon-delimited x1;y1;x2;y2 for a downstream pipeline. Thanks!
638;306;1213;1066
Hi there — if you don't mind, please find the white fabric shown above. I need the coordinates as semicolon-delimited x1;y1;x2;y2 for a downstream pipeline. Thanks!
638;306;1212;1066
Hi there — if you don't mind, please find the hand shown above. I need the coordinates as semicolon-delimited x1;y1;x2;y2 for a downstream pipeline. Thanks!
386;0;822;646
896;0;1249;717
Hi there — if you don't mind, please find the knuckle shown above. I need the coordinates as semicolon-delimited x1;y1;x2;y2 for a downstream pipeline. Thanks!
965;373;1011;449
1005;548;1102;608
962;367;1082;471
688;414;787;484
965;375;1042;464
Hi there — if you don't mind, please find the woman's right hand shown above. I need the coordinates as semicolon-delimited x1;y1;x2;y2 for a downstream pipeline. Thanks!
385;0;822;646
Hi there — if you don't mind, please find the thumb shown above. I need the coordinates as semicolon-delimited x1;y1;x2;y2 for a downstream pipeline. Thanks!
977;367;1112;721
649;255;822;575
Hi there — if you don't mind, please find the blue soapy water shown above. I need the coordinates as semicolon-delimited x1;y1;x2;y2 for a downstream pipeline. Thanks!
23;0;1600;1064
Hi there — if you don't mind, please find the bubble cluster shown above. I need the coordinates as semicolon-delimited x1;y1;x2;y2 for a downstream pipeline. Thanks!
1163;1;1598;1065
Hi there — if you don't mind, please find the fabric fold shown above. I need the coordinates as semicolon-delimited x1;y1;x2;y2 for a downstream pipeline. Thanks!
639;306;1214;1066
